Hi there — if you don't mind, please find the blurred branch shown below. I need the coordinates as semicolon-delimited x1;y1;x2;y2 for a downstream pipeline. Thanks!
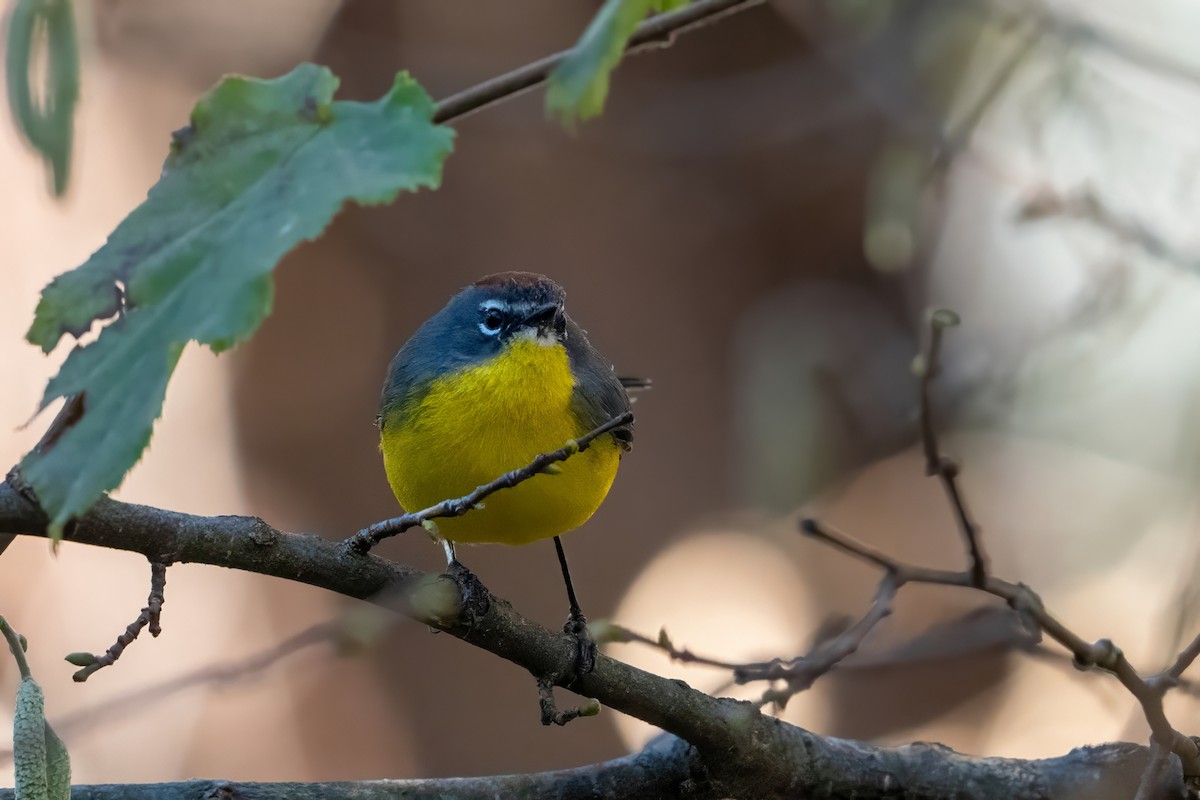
791;314;1200;796
1;622;338;766
931;18;1043;174
1163;634;1200;685
1016;1;1200;90
0;735;704;800
0;734;1179;800
1018;185;1197;273
431;0;766;125
606;310;1200;796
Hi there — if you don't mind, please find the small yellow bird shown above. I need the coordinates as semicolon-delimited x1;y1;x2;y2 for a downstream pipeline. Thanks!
378;272;637;670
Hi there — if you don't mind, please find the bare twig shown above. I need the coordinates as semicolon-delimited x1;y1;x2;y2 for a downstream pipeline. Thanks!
798;518;1200;775
537;677;600;727
1004;1;1200;91
788;314;1200;780
736;570;900;698
930;20;1044;175
1165;633;1200;685
346;411;634;552
71;560;169;681
431;0;766;125
917;309;988;587
594;622;746;671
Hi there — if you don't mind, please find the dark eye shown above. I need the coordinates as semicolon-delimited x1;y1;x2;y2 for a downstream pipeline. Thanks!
480;308;504;335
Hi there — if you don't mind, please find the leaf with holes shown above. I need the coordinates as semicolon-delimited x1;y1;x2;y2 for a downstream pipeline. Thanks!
22;63;455;539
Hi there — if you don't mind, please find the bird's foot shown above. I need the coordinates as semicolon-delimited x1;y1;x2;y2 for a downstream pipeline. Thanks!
446;559;491;624
564;609;597;680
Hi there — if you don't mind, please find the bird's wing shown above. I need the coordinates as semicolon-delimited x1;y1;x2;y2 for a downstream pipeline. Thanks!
565;319;635;451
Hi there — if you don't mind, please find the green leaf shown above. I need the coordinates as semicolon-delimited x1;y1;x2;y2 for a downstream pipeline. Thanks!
5;0;80;196
546;0;686;126
22;63;455;538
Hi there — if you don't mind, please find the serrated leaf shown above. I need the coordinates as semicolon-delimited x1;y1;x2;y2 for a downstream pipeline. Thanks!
546;0;685;126
21;63;455;538
14;677;49;800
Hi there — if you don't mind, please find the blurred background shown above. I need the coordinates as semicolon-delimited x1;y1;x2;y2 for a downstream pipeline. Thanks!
4;0;1200;785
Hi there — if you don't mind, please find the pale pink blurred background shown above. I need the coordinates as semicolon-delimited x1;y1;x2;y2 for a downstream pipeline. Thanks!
4;0;1200;785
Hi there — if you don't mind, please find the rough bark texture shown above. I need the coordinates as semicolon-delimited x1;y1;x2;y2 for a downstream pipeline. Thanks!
0;482;1184;798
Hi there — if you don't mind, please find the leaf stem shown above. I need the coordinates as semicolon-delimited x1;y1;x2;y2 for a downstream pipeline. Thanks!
0;616;32;679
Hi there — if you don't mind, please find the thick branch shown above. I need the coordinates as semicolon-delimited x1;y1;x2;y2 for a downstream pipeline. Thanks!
0;735;703;800
0;481;1190;798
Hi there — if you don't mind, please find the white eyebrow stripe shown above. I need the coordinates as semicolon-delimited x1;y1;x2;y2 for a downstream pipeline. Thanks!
480;299;543;317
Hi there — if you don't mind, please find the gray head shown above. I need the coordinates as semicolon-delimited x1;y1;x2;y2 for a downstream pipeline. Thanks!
379;272;576;427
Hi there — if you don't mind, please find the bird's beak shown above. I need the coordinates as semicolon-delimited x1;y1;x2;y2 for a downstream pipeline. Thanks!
523;303;566;339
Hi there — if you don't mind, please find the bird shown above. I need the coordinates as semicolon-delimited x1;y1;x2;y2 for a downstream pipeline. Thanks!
377;272;638;673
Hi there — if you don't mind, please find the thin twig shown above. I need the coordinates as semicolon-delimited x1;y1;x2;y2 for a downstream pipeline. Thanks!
918;310;988;587
596;622;746;671
431;0;766;125
991;0;1200;91
1165;633;1200;684
930;20;1044;175
785;310;1200;778
737;572;900;698
798;516;1200;774
72;559;169;681
346;411;633;552
146;560;166;637
537;677;600;727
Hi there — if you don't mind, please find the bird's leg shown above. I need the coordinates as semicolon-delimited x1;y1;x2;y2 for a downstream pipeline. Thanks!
554;535;596;678
439;537;490;621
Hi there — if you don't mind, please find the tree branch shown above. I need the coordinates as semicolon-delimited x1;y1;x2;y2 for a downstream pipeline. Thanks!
0;480;1191;798
0;735;704;800
431;0;766;125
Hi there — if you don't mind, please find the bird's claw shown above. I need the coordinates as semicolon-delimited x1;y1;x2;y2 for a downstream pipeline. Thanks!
446;560;491;624
564;609;597;679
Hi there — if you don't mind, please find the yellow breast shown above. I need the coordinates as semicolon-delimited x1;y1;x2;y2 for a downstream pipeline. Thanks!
380;339;622;545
